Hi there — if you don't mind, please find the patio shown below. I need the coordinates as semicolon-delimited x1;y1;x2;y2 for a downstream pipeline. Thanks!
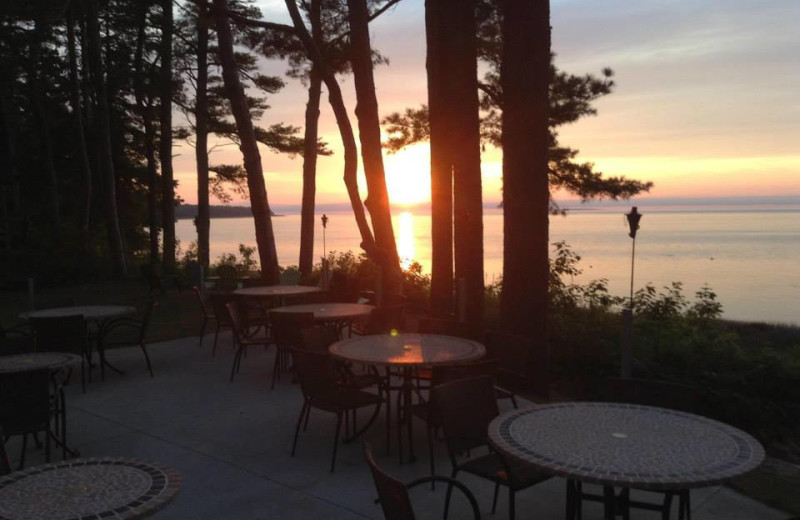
4;333;790;520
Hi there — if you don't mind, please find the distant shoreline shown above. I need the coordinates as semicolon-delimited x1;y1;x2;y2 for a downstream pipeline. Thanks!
175;204;281;220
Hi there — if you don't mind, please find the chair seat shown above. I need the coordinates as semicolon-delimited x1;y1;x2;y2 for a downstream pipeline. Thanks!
459;451;551;491
311;388;382;413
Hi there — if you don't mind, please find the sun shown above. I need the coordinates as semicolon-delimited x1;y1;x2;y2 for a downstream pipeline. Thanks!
383;143;431;205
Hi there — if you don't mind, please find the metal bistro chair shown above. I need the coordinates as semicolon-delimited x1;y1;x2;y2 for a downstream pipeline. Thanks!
1;322;33;355
269;311;315;389
30;315;88;393
99;300;157;377
227;301;274;382
290;348;383;472
0;370;53;469
434;376;552;520
207;291;236;356
364;442;481;520
193;286;218;348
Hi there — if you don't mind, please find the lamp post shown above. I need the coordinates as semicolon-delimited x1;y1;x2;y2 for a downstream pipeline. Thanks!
621;206;642;378
321;214;329;289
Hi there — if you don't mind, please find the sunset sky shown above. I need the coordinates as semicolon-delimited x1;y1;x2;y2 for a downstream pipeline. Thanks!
173;0;800;207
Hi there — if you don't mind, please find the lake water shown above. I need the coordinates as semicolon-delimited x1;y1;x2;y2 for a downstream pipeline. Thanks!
176;203;800;325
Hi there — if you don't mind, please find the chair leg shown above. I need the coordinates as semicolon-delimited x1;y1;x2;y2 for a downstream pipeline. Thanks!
291;401;308;457
44;427;51;463
212;323;220;357
60;388;68;460
492;482;500;513
140;342;154;377
19;435;27;470
80;361;86;394
661;491;674;520
509;488;516;520
303;402;312;431
443;468;459;520
427;424;436;489
197;318;205;347
510;393;519;409
230;347;243;382
331;411;343;472
271;347;282;390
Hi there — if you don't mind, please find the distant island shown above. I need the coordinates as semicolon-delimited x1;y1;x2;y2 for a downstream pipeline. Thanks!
176;204;279;219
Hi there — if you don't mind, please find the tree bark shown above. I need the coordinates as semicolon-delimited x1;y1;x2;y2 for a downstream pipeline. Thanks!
298;0;322;280
284;0;378;262
29;18;60;225
133;3;160;264
425;0;454;316
160;0;176;272
67;6;92;233
213;0;281;283
86;0;126;277
195;1;211;269
345;0;402;302
449;0;484;334
499;0;551;394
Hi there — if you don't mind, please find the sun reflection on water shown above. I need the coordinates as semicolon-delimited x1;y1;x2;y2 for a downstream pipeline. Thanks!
396;211;415;269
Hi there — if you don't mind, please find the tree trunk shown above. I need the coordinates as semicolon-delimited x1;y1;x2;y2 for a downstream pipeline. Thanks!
298;0;322;280
345;0;402;302
499;0;551;394
284;0;378;263
213;0;281;283
29;18;60;225
134;3;160;264
195;1;211;269
86;0;126;277
67;6;92;233
160;0;176;272
449;0;484;334
425;0;454;316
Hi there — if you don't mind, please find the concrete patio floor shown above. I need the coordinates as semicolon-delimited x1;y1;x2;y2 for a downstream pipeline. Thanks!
6;333;790;519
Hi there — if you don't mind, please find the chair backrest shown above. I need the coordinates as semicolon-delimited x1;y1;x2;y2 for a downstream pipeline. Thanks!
364;304;406;334
598;377;705;415
270;311;315;349
208;292;235;326
225;301;248;343
363;442;416;520
299;325;340;353
30;315;87;354
417;316;470;338
193;286;212;318
433;375;499;456
216;264;238;290
290;348;341;402
136;300;158;343
0;370;51;436
329;273;361;303
1;323;33;355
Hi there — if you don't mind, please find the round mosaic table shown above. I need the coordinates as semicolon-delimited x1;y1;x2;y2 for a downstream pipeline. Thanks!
488;402;765;490
271;303;374;322
331;333;486;462
0;457;180;520
0;353;82;374
22;306;136;321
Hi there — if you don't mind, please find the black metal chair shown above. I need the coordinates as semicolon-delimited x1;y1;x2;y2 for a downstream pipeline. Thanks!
364;442;481;520
30;315;88;393
290;348;383;472
412;359;501;485
215;264;239;291
227;301;274;382
434;375;552;520
207;291;236;356
193;286;218;348
100;300;157;377
0;370;53;469
351;304;406;336
0;426;10;476
1;322;33;355
269;311;315;389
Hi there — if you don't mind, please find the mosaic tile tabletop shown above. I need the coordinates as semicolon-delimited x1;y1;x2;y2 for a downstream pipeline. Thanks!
330;333;486;367
0;458;180;520
234;285;322;297
488;402;765;490
0;353;82;374
22;306;136;320
271;303;374;321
